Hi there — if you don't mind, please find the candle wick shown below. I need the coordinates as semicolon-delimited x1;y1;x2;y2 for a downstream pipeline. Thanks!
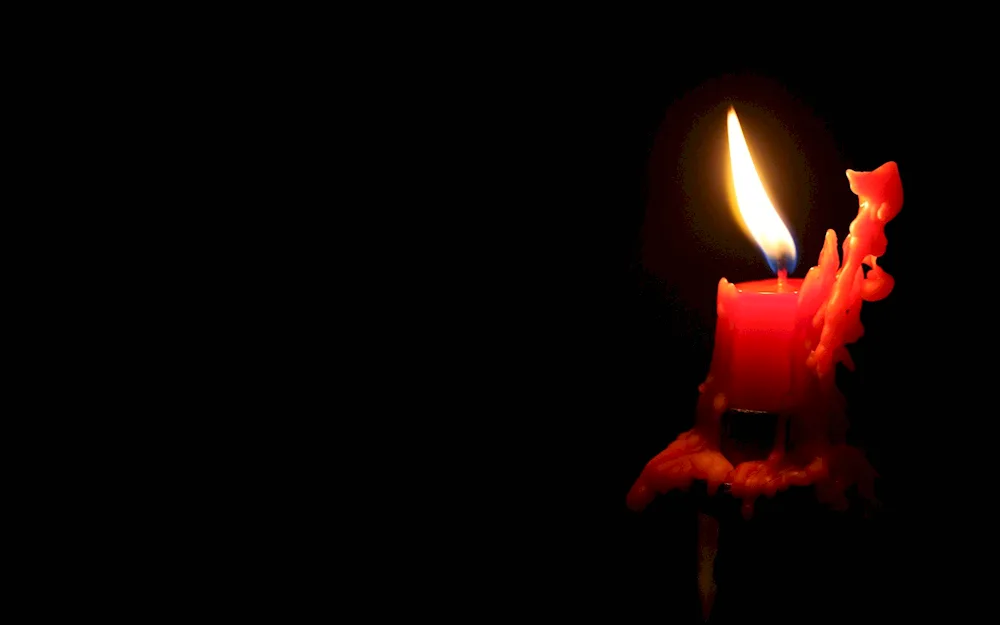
777;268;788;291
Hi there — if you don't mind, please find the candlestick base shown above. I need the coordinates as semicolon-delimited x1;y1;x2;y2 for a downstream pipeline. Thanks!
707;409;878;622
689;480;877;624
629;480;882;624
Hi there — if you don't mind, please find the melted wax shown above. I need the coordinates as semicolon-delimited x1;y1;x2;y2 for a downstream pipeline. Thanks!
627;162;903;519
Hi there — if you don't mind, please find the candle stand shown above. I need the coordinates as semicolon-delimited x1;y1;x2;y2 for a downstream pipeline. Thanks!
693;408;879;624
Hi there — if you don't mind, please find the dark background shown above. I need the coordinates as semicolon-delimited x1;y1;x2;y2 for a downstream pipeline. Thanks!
495;49;993;622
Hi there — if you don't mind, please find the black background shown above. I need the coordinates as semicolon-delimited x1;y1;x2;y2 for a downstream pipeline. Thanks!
486;46;994;622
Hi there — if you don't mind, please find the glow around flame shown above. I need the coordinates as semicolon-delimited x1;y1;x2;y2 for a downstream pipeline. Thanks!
727;108;796;274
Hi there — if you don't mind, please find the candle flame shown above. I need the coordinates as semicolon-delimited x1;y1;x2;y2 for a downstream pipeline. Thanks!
727;108;797;274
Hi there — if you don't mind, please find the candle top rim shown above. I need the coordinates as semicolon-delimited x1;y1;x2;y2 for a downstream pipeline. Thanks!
735;277;804;295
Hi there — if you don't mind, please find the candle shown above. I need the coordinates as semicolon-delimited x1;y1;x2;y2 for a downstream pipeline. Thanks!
627;107;904;520
711;277;803;413
706;108;803;414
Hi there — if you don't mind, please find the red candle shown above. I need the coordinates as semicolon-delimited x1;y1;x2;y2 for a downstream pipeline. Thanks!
706;108;803;413
711;275;804;412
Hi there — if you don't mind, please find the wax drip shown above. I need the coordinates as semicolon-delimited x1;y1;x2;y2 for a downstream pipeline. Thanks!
627;162;903;518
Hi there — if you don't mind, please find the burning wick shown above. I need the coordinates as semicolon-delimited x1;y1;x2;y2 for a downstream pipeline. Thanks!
776;254;790;291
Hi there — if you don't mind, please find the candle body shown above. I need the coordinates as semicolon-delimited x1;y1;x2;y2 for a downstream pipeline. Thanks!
712;278;803;413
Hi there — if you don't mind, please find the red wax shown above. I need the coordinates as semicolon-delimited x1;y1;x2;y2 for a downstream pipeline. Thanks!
712;276;804;413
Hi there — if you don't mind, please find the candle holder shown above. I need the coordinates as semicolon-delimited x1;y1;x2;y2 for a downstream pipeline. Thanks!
691;408;879;624
695;485;874;624
628;469;878;624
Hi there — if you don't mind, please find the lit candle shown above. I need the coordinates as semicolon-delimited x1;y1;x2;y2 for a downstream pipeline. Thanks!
706;108;803;414
626;107;903;518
